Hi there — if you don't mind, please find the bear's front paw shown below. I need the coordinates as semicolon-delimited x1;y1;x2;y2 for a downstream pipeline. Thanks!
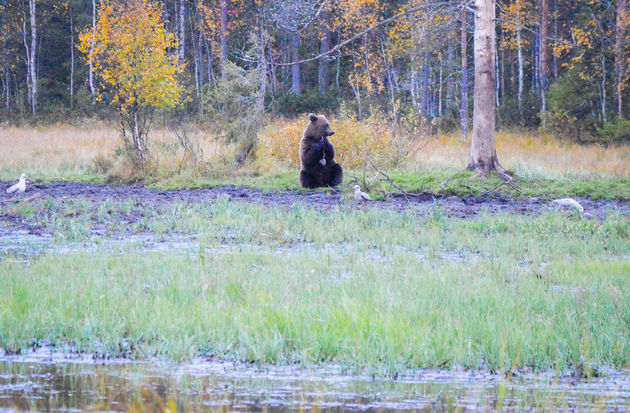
319;158;326;166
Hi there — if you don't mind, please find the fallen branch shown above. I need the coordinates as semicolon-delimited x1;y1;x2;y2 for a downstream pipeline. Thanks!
479;181;508;197
6;192;41;215
369;160;411;201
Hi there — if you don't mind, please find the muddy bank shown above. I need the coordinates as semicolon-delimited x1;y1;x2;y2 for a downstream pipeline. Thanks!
2;181;628;216
1;181;628;243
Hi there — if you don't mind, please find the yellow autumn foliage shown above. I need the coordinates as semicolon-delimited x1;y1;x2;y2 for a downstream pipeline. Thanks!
78;0;183;113
258;116;409;170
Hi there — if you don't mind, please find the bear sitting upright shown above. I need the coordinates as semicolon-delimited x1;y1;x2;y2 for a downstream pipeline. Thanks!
299;113;344;189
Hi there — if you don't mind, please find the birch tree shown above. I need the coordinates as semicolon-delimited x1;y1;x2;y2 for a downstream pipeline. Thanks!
469;0;509;178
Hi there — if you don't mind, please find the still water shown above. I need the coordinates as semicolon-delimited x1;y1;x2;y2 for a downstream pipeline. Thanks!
0;348;628;412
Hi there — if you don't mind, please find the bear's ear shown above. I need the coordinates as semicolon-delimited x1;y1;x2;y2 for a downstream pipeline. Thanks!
308;113;318;123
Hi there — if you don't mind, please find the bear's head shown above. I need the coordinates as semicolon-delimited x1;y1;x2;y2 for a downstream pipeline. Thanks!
305;113;335;138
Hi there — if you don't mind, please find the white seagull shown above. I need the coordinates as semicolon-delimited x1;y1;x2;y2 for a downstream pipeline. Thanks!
354;185;372;202
6;174;26;194
551;197;584;213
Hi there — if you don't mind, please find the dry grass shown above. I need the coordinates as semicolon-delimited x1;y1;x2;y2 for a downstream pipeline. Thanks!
0;121;233;181
0;120;628;182
410;131;630;178
258;116;408;170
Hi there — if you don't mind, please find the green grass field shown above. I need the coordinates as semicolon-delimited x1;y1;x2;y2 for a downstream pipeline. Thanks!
1;200;628;375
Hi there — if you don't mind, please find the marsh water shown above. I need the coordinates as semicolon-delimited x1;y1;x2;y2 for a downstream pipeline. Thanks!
0;349;628;412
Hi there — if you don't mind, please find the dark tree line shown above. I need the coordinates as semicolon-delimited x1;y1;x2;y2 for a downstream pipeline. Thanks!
0;0;629;142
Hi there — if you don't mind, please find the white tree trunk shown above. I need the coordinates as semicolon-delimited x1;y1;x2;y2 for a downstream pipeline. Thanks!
220;0;227;79
29;0;37;114
460;9;469;140
616;0;627;118
291;31;300;95
517;28;523;119
470;0;508;178
89;0;96;98
540;0;550;125
70;6;74;110
178;0;185;61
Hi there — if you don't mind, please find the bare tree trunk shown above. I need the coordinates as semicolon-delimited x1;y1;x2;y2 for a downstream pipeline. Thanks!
540;0;551;126
90;0;96;98
291;31;300;95
220;0;227;79
28;0;37;114
446;40;455;111
495;34;499;107
318;14;331;93
178;0;186;61
410;68;417;108
69;6;74;110
469;0;508;178
4;70;9;109
553;0;558;80
205;39;214;86
602;52;606;122
517;25;524;122
616;0;627;118
438;58;443;116
421;51;430;120
132;110;145;160
460;9;469;140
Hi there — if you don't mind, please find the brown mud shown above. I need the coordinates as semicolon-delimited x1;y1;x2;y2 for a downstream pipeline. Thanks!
1;181;628;214
0;181;628;241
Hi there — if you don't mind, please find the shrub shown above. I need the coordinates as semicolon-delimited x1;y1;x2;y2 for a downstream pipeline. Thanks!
257;115;409;170
546;64;600;142
272;90;342;117
597;118;630;143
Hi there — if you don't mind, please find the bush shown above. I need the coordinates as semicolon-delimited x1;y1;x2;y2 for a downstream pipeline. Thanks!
597;118;630;143
546;64;600;142
257;115;409;170
273;90;342;117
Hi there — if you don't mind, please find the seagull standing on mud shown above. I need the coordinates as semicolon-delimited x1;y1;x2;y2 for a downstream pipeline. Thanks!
354;185;372;202
6;174;26;195
551;198;584;213
551;197;592;217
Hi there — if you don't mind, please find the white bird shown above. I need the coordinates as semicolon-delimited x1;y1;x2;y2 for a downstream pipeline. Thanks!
354;185;372;202
551;197;584;213
6;174;26;194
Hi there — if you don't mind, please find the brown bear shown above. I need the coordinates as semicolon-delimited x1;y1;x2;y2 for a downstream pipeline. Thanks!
299;113;343;188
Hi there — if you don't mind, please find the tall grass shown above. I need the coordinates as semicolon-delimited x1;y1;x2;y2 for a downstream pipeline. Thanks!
410;130;630;178
1;202;628;373
1;120;628;184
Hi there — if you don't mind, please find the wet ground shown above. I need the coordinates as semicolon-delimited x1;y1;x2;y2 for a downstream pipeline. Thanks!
1;182;629;411
0;347;628;412
1;180;628;223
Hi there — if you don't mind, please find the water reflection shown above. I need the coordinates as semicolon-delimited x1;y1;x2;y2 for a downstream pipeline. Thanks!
0;349;628;412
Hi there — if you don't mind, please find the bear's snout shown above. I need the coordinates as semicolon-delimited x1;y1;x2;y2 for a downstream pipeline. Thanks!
328;131;335;136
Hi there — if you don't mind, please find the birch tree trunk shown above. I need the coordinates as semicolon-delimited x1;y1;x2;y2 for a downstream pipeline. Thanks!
318;13;331;93
178;0;186;61
220;0;228;79
69;6;74;110
445;40;455;111
540;0;551;125
517;27;523;121
460;9;469;140
28;0;37;114
291;31;300;95
469;0;509;178
89;0;96;98
421;51;430;120
615;0;627;118
602;52;606;122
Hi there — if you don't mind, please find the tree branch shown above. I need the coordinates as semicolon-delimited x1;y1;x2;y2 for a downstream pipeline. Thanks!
276;1;470;66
